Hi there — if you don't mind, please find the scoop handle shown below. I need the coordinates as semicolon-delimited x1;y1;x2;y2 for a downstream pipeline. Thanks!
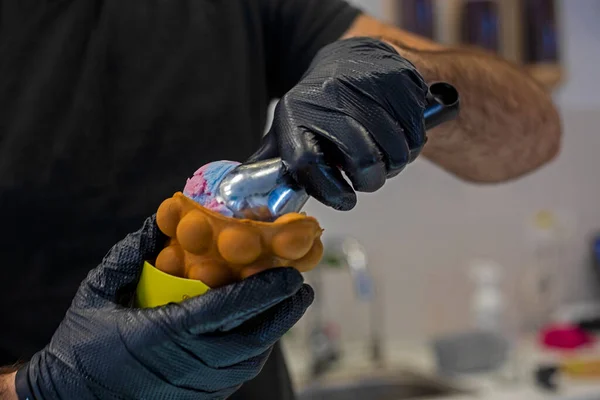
424;82;460;130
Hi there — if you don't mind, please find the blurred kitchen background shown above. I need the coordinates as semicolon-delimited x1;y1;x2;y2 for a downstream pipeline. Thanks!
285;1;600;399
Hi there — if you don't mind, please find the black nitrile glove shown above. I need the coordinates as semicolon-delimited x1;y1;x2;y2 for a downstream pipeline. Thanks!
15;216;313;400
250;37;428;211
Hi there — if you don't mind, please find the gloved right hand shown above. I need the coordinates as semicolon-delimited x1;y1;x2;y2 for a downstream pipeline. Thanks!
15;216;313;400
249;37;429;212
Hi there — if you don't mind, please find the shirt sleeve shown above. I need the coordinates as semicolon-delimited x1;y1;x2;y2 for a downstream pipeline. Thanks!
261;0;362;98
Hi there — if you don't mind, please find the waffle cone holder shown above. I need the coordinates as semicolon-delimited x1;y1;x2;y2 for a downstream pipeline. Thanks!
136;192;323;307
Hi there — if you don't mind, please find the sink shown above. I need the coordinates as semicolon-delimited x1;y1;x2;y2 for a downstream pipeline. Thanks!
296;370;467;400
297;381;454;400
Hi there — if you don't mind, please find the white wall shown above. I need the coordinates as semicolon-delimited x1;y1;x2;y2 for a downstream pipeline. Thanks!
293;0;600;342
554;0;600;109
302;109;600;342
347;0;384;17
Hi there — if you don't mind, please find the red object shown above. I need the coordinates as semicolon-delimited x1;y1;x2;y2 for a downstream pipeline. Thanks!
540;324;596;350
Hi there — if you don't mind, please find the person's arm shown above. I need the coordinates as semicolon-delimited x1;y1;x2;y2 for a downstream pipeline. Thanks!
0;371;18;400
343;14;562;183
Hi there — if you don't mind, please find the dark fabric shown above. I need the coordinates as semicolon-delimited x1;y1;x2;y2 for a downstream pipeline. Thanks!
17;216;314;399
230;342;296;400
0;0;360;398
249;37;429;211
259;0;362;98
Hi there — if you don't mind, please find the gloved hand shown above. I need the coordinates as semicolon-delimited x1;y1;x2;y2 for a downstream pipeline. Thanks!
15;216;313;400
250;37;428;211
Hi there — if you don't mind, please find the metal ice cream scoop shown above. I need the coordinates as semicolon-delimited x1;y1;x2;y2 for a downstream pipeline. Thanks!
217;82;460;222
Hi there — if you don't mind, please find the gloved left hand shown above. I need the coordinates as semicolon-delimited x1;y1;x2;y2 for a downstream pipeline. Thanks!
250;37;428;211
15;216;313;400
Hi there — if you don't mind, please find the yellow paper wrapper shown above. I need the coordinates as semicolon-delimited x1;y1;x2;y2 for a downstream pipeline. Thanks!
136;261;210;308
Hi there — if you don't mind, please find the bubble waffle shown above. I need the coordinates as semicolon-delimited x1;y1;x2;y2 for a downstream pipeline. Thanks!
154;192;324;288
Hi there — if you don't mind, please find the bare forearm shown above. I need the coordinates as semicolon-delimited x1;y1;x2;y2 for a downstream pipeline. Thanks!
344;15;561;183
399;45;561;182
0;372;17;400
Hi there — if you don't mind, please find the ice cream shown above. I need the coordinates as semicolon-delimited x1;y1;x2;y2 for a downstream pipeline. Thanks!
183;160;240;217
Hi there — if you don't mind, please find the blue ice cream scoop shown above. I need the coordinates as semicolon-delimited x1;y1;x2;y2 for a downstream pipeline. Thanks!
216;158;309;221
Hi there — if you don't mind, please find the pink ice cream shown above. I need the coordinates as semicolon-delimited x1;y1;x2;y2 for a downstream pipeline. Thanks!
183;160;241;217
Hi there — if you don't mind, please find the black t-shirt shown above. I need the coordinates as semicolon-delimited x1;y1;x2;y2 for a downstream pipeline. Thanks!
0;0;359;398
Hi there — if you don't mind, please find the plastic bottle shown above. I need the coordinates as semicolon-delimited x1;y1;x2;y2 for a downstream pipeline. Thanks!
461;0;501;53
525;210;564;332
469;259;520;382
399;0;435;39
469;259;505;332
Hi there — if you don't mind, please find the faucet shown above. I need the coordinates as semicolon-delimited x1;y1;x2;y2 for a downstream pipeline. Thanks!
307;236;384;380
